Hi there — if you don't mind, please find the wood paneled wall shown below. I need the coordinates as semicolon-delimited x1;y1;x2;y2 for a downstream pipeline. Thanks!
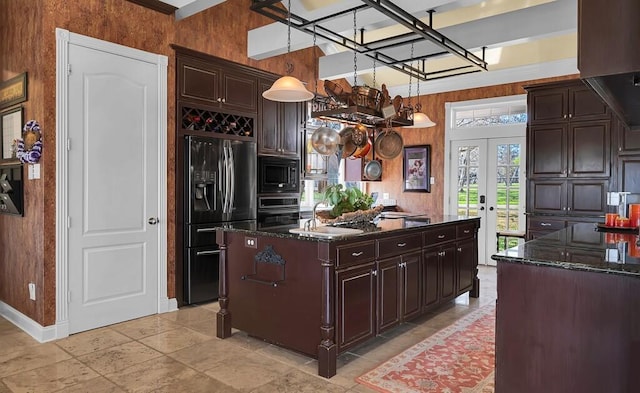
366;75;579;214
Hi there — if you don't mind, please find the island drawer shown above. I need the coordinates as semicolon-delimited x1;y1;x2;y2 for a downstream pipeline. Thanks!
423;225;457;245
456;222;477;239
527;217;565;232
377;233;422;259
337;241;376;268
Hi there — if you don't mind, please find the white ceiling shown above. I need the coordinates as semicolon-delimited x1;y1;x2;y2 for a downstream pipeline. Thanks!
160;0;578;96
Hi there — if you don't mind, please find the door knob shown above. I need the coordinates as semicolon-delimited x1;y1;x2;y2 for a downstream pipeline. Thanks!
489;207;494;211
148;217;159;225
480;206;485;211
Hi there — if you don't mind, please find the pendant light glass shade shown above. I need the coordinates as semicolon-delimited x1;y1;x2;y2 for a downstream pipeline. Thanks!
262;75;314;102
406;111;436;128
262;0;313;103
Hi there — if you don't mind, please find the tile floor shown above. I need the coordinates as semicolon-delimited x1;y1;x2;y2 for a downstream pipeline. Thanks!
0;266;496;393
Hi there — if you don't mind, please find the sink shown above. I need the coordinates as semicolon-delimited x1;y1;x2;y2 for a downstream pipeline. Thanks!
289;226;364;238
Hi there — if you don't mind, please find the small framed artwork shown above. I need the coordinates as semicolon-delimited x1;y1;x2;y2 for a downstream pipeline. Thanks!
403;145;431;192
1;106;23;163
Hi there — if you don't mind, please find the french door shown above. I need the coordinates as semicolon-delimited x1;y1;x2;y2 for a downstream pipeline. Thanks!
450;137;526;265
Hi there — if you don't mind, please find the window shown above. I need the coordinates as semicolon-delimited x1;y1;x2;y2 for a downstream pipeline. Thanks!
453;102;527;128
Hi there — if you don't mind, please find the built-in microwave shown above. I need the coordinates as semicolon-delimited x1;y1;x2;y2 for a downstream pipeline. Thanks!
258;157;300;194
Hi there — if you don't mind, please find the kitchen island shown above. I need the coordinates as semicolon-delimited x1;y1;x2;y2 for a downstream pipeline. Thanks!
492;222;640;393
215;215;480;378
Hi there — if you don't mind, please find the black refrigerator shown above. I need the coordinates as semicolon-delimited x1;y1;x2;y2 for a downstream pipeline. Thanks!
184;135;256;304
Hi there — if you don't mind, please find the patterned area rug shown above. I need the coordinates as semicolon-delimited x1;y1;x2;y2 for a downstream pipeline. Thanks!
356;304;495;393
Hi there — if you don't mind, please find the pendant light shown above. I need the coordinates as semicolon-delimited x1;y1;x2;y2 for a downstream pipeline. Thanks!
405;58;435;128
262;0;314;102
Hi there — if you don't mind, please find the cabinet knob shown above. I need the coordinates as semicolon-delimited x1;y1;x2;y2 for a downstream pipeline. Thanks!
217;97;222;103
372;270;377;276
438;251;445;257
568;113;572;118
457;247;462;252
563;114;567;119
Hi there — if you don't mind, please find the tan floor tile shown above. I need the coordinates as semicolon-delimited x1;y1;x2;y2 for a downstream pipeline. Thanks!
55;328;132;357
110;315;182;340
322;353;380;389
138;372;241;393
0;343;72;378
2;358;98;393
178;317;217;337
138;327;213;354
204;351;292;391
77;341;163;375
0;331;40;355
104;356;199;393
257;344;316;368
0;319;20;335
199;301;220;312
0;380;11;393
159;305;217;325
223;330;270;351
251;369;347;393
56;376;125;393
169;337;250;372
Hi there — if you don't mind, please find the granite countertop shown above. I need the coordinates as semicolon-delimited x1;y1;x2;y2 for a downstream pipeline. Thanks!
216;214;479;242
492;222;640;278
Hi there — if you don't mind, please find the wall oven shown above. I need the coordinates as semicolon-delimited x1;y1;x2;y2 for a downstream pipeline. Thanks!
258;157;300;194
257;195;300;229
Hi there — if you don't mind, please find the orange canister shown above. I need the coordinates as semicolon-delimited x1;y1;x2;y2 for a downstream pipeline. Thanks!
629;204;640;228
605;213;619;227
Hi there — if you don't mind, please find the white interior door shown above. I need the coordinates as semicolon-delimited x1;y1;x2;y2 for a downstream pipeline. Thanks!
450;137;526;265
67;43;160;334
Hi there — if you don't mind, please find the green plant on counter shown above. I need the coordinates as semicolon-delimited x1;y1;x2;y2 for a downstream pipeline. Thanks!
322;184;374;218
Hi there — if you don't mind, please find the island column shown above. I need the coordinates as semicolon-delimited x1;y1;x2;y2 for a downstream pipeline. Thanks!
317;241;337;378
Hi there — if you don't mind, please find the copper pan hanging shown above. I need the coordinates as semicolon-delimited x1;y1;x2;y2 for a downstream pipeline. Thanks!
375;128;404;160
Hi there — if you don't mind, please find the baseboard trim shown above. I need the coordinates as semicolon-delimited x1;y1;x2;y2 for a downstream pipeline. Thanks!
0;301;56;343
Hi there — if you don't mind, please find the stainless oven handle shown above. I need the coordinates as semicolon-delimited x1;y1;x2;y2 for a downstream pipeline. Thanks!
196;250;221;256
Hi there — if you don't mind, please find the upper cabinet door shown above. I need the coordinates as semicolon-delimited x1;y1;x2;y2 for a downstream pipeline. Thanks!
179;57;221;106
280;102;300;157
528;87;568;124
568;85;609;122
221;71;258;114
528;124;567;178
257;79;280;155
568;120;610;178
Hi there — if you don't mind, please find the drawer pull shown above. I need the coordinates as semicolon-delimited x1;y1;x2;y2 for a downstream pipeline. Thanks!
351;251;364;257
437;234;446;239
540;222;552;227
397;242;407;247
457;247;462;252
463;229;470;234
438;251;446;257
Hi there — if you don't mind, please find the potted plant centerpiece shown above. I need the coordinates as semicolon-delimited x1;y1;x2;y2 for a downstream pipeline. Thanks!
315;184;384;224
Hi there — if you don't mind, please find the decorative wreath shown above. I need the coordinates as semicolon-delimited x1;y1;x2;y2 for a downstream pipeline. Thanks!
16;120;43;164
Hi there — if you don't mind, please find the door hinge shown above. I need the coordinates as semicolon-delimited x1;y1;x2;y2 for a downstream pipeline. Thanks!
67;64;71;75
67;290;72;303
67;216;71;228
66;138;71;151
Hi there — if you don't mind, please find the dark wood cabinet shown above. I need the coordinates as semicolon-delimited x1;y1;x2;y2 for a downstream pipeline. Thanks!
526;80;614;238
618;156;640;193
178;54;258;115
257;78;301;157
456;237;476;295
422;249;440;309
377;257;400;332
401;251;422;321
528;83;609;125
528;179;608;216
336;262;376;351
529;121;610;179
440;244;457;301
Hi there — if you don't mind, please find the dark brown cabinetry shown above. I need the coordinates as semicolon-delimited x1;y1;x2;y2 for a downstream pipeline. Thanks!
525;80;613;239
257;78;302;157
177;54;258;115
578;0;640;129
336;262;376;350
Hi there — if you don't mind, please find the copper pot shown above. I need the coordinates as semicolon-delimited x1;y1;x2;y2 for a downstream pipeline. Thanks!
351;137;371;159
339;127;357;158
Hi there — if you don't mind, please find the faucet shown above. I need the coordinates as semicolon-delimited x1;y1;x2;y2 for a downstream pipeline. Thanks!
304;200;325;231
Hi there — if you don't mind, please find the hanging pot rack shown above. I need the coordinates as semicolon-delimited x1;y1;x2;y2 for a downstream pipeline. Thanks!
250;0;488;83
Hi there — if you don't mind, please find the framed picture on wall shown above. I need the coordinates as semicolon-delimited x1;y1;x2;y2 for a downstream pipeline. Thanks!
1;106;23;163
403;145;431;193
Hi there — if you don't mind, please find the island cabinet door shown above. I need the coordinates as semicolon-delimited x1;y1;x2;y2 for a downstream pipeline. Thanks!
377;257;401;333
456;237;477;295
422;249;440;310
336;263;377;351
440;244;457;301
401;251;422;321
